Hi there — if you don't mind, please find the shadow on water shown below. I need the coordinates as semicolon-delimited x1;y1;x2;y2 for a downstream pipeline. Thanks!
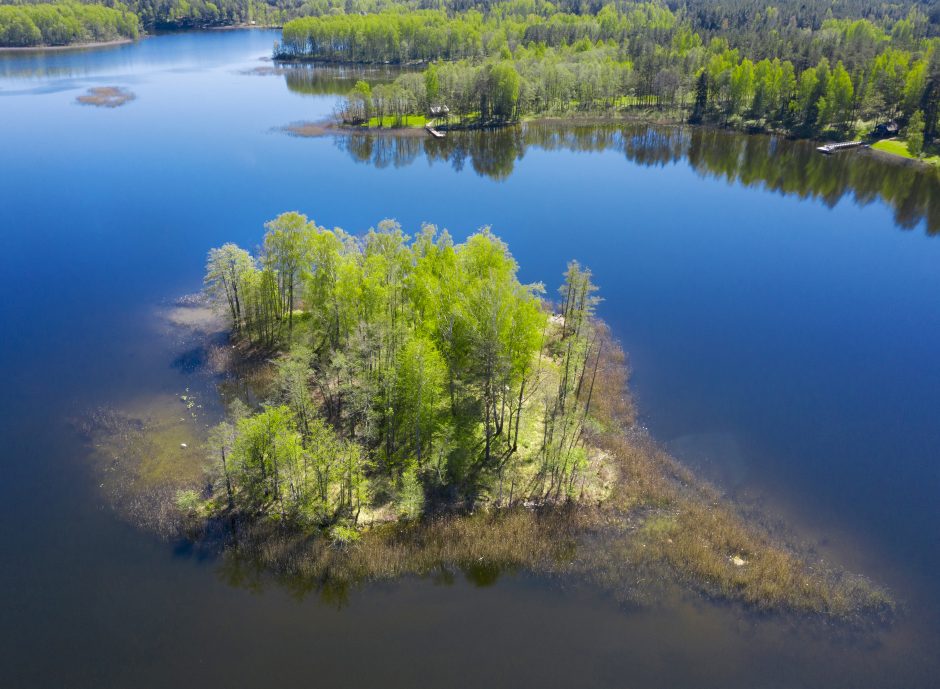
331;123;940;234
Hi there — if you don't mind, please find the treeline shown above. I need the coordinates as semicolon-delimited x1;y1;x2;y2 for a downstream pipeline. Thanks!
202;214;612;528
2;0;408;33
276;5;681;63
0;0;291;34
0;2;138;46
278;2;939;139
111;0;283;29
278;2;938;68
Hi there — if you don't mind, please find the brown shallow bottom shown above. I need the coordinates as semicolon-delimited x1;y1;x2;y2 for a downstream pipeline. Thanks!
76;86;136;108
82;311;895;626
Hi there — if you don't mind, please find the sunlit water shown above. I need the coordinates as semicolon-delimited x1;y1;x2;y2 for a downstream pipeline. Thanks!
1;30;939;688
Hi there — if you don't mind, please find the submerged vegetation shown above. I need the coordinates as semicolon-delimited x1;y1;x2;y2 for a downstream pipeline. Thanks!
84;212;894;622
76;85;135;106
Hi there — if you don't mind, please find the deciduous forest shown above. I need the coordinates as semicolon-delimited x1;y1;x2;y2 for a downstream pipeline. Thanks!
199;214;622;532
275;2;940;140
4;0;938;150
0;2;139;45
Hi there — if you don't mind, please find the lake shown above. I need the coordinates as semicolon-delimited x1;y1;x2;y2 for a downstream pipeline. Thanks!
1;29;939;688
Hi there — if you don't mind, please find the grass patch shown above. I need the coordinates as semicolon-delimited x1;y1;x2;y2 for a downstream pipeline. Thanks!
366;115;428;128
871;138;940;166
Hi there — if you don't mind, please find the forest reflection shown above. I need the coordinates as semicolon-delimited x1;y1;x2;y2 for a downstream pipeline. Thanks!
331;123;940;234
281;62;411;95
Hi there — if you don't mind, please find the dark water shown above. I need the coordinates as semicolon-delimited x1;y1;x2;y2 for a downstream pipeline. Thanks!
2;30;939;688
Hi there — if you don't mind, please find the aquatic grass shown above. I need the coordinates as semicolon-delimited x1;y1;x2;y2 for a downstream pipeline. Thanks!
84;317;895;624
76;86;135;108
221;505;584;588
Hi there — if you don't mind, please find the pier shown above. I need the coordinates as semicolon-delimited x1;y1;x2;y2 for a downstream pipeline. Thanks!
817;141;864;154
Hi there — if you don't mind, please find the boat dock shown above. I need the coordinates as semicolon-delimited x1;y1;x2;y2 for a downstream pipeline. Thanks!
425;123;445;138
817;141;864;154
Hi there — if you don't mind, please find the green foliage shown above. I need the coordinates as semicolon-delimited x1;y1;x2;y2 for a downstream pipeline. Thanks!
394;334;447;467
396;464;425;519
906;109;925;155
281;1;938;139
0;3;139;47
329;523;361;545
204;213;612;522
539;261;601;500
220;403;368;525
175;488;203;515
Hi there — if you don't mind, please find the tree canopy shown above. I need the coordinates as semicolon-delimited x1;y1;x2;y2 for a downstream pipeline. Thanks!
0;2;139;46
273;1;940;139
203;215;613;529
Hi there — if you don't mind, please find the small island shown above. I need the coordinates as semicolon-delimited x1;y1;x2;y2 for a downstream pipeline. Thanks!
76;86;135;107
87;212;893;622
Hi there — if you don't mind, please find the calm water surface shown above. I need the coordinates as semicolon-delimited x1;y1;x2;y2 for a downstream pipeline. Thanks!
1;31;939;688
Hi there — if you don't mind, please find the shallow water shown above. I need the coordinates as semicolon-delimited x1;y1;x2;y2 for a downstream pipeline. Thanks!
1;30;939;688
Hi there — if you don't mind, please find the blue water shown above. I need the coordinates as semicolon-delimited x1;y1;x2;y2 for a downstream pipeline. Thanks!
1;30;939;688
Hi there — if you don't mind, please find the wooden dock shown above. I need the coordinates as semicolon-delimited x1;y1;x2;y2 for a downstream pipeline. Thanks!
817;141;863;154
425;123;445;139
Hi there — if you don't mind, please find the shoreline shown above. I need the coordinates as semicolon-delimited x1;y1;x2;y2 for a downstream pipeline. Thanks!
867;140;940;169
0;24;280;53
285;114;933;175
0;37;137;53
83;286;895;625
284;120;431;139
285;111;834;145
284;115;800;148
207;24;282;31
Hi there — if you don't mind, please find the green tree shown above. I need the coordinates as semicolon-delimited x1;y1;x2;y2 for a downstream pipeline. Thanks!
205;243;254;333
263;211;316;341
906;110;925;156
689;70;708;124
486;61;521;122
394;334;447;469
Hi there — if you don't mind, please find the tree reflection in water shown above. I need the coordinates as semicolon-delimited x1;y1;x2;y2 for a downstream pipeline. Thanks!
330;122;940;234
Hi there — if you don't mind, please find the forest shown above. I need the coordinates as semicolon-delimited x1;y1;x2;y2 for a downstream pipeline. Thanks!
198;214;617;531
0;2;138;45
0;0;284;35
274;2;940;142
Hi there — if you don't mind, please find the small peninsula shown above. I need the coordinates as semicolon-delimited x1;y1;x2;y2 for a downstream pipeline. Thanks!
86;213;893;623
274;3;939;164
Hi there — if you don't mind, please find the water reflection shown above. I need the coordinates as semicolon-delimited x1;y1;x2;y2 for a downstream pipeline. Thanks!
280;62;412;96
333;123;940;234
